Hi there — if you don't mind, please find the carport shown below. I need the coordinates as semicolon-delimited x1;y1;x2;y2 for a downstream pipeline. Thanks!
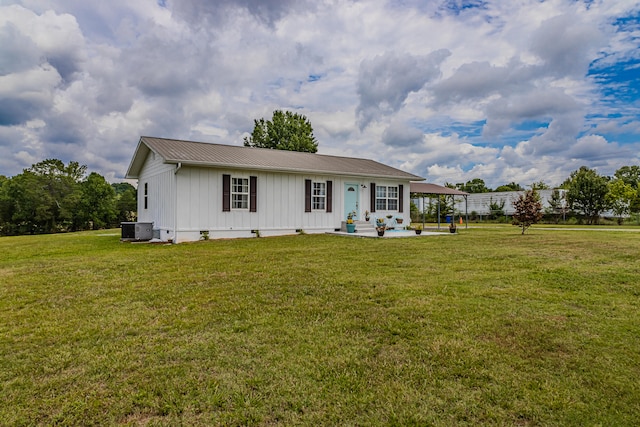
410;182;469;230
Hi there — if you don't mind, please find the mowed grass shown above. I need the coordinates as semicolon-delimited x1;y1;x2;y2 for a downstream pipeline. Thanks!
1;227;639;426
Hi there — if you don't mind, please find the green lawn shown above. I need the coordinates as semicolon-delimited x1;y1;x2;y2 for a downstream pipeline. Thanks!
1;227;639;425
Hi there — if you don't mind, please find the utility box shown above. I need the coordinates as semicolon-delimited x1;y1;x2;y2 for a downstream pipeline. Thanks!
121;222;153;241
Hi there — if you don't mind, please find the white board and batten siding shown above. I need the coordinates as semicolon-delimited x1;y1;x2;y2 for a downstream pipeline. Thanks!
138;165;413;242
136;151;176;240
173;167;381;242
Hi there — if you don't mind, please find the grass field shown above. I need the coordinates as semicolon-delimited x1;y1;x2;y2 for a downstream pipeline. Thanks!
1;227;639;425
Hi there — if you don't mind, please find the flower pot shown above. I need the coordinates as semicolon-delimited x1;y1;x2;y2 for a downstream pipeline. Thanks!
449;227;456;233
396;218;403;224
346;223;356;233
415;229;422;235
377;229;385;237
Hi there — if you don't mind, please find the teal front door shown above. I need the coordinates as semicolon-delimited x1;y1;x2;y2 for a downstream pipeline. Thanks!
344;183;359;219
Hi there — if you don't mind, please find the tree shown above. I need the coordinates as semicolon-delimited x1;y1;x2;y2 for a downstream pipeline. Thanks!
614;166;640;215
495;181;524;192
115;186;137;222
4;171;54;234
78;172;117;229
24;159;87;232
563;166;610;224
606;179;636;225
244;110;318;153
530;181;550;190
614;165;640;187
0;175;12;234
545;189;566;224
512;189;543;234
487;196;506;220
111;182;137;222
0;159;128;235
112;182;136;196
456;178;491;193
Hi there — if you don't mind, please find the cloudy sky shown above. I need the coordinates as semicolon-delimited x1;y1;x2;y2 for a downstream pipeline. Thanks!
1;0;639;188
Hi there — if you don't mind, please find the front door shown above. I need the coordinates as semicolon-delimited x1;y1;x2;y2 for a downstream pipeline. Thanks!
344;183;359;219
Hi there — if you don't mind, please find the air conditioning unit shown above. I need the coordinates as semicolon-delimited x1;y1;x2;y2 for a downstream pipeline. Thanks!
134;222;154;241
121;222;153;241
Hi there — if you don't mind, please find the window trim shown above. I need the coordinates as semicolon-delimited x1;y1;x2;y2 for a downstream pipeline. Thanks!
375;185;399;212
312;181;326;211
231;176;250;210
305;179;332;213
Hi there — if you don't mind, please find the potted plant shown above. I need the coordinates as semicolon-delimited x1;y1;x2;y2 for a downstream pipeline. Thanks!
414;224;422;235
365;210;370;222
449;221;457;233
385;214;393;229
396;216;404;225
375;218;386;237
346;211;356;233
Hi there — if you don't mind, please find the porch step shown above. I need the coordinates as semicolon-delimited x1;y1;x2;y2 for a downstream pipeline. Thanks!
354;220;375;230
340;220;375;232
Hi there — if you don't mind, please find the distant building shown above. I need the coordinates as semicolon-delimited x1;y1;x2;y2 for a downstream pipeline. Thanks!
453;190;567;216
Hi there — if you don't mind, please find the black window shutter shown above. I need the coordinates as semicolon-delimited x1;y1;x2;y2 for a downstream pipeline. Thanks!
304;179;312;212
370;183;376;212
326;181;332;212
222;174;230;212
250;176;257;212
399;184;404;213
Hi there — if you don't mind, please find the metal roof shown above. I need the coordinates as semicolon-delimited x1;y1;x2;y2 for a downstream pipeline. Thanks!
126;136;425;181
410;182;469;196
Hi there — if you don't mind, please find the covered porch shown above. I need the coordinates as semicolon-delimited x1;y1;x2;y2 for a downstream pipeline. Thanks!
410;182;469;230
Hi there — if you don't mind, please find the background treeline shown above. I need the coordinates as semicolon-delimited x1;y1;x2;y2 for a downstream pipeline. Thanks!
412;165;640;225
0;159;136;236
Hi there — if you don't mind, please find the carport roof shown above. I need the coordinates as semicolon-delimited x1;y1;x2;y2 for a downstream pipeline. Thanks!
410;182;469;196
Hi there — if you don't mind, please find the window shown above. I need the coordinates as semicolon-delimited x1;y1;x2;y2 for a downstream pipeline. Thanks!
376;185;398;211
312;182;326;210
305;179;332;212
375;186;387;210
387;186;398;210
223;175;256;212
232;177;249;209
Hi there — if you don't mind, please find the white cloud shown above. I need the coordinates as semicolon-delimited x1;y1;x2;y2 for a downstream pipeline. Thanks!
0;0;638;189
356;50;450;129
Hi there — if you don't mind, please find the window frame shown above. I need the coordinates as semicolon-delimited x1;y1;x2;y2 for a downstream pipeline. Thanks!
375;185;399;211
231;176;249;210
312;181;326;211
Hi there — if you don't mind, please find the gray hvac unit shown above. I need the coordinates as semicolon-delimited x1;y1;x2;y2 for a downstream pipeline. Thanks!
134;222;154;241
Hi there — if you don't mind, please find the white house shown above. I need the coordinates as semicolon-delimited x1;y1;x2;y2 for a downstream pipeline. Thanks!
125;136;424;243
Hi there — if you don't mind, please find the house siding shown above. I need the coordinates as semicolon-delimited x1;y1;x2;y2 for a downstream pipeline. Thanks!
165;166;413;241
137;151;176;240
174;168;331;238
